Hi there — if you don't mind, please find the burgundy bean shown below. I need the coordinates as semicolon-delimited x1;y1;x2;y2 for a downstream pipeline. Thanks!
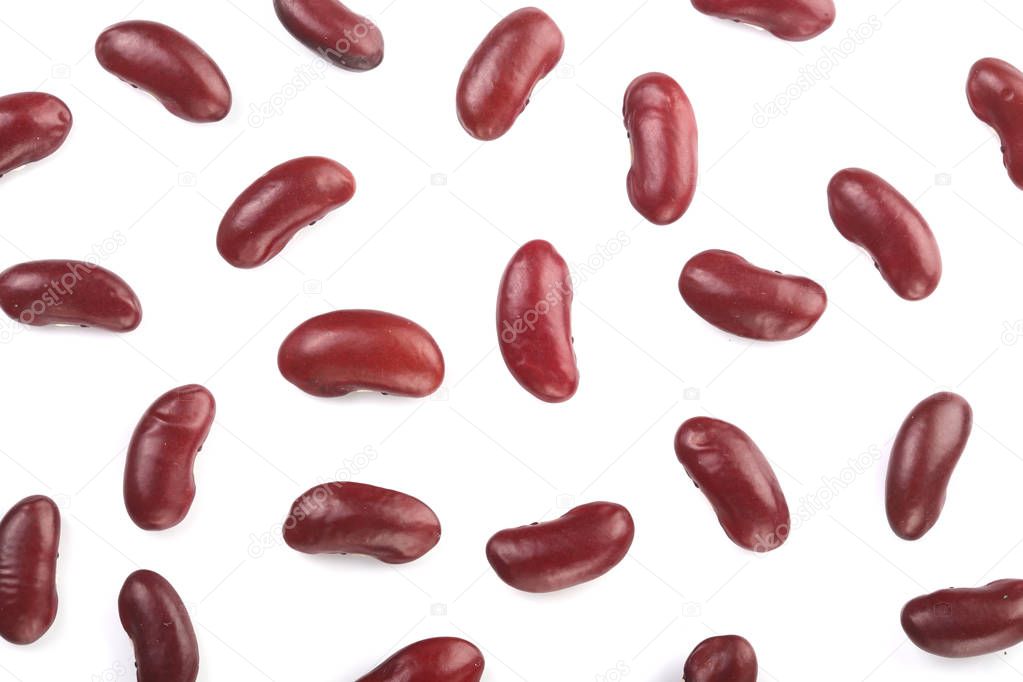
274;0;384;71
886;392;972;541
684;635;758;682
902;580;1023;657
0;496;59;645
217;156;356;268
456;7;564;140
679;249;827;341
95;21;231;123
497;240;578;403
0;260;142;332
356;637;485;682
690;0;835;41
675;417;790;552
0;93;72;177
278;310;444;398
968;58;1023;190
485;502;634;593
118;570;198;682
124;385;216;531
624;73;698;225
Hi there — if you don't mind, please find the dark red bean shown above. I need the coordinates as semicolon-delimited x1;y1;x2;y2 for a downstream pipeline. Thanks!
124;385;216;531
456;7;564;141
0;92;72;177
675;417;790;552
679;249;827;341
886;392;972;541
95;21;231;123
274;0;384;71
690;0;835;41
968;58;1023;191
118;570;198;682
217;156;355;268
684;635;758;682
0;260;142;332
497;240;578;403
902;580;1023;658
283;482;440;563
623;72;698;225
485;502;634;593
827;168;941;301
356;637;485;682
0;496;59;645
278;310;444;398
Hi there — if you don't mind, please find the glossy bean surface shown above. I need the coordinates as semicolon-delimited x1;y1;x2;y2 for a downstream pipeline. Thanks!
690;0;835;41
679;249;827;341
356;637;485;682
95;20;231;123
968;58;1023;190
486;502;634;593
0;93;72;177
902;580;1023;657
274;0;383;71
684;635;758;682
456;7;564;140
675;417;790;552
0;496;59;645
119;570;198;681
217;156;356;268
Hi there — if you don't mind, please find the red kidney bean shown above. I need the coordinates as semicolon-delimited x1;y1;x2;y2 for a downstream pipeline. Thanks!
690;0;835;41
623;72;698;225
675;417;790;552
0;93;72;177
456;7;564;140
0;260;142;332
497;240;578;403
486;502;634;593
886;392;972;541
283;482;440;563
356;637;485;682
124;385;216;531
0;496;59;645
274;0;384;71
684;635;758;682
902;580;1023;657
679;249;827;341
118;570;198;681
968;58;1023;190
278;310;444;398
217;156;356;268
95;21;231;123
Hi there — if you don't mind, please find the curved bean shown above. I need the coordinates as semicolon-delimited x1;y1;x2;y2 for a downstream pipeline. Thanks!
118;570;198;681
684;635;758;682
0;92;72;177
968;58;1023;190
274;0;383;71
0;496;59;645
356;637;484;682
690;0;835;41
902;580;1023;657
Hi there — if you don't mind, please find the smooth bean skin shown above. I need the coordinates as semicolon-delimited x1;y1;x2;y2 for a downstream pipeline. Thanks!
124;385;216;531
0;260;142;331
679;249;827;341
486;502;634;593
95;21;231;123
456;7;564;140
675;417;790;552
0;93;72;177
0;496;60;645
690;0;835;41
624;73;698;225
886;392;972;541
968;58;1023;190
902;580;1023;658
118;570;198;682
217;157;356;268
684;635;758;682
497;240;578;402
274;0;384;71
356;637;485;682
278;310;444;398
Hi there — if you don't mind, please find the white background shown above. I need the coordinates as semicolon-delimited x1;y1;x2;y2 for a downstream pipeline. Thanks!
1;0;1023;680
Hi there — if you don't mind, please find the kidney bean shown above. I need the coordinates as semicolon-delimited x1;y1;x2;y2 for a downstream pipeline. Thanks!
124;385;216;531
356;637;485;682
486;502;634;593
902;580;1023;657
118;570;198;682
968;58;1023;190
95;21;231;123
0;260;142;332
0;496;59;645
497;240;578;403
278;310;444;398
623;73;698;225
885;392;972;541
0;93;72;177
456;7;564;140
217;156;355;268
675;417;790;552
274;0;384;71
684;635;758;682
690;0;835;41
679;249;826;341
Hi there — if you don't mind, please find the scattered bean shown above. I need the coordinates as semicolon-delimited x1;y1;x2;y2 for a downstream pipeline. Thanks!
356;637;484;681
0;496;59;645
968;58;1023;190
902;580;1023;657
684;635;758;682
0;93;72;177
690;0;835;41
274;0;383;71
118;570;199;681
